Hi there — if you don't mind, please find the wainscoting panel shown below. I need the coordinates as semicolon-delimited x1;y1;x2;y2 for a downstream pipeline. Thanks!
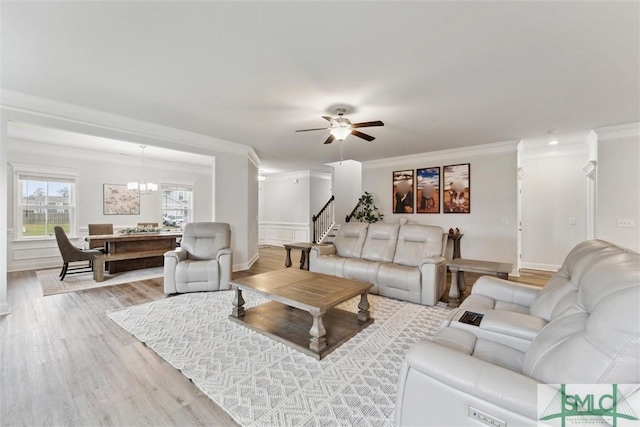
258;222;310;246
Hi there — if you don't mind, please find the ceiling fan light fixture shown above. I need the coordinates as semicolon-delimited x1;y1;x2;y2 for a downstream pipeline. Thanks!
330;126;352;141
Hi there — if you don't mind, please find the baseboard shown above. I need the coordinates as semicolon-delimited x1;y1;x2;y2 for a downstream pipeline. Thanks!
521;262;561;272
233;251;260;272
0;302;10;316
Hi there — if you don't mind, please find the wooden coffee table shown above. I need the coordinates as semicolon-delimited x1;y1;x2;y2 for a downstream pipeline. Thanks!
229;269;374;360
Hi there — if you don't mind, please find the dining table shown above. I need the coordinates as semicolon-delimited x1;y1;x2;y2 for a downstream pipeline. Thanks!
85;232;182;274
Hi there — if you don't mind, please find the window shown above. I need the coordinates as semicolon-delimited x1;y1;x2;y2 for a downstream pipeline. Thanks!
161;185;193;231
15;166;78;239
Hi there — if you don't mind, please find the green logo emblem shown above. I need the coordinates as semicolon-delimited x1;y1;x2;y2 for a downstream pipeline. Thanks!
539;384;639;427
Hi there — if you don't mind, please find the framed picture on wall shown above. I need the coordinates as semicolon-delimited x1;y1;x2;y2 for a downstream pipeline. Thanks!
392;170;414;214
103;184;140;215
417;167;440;213
443;163;470;213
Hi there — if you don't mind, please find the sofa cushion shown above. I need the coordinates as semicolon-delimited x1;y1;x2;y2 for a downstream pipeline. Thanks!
523;246;640;385
377;263;421;303
334;223;369;259
393;225;444;267
343;258;382;291
175;258;219;287
182;222;230;260
529;239;615;321
361;223;399;262
312;254;346;277
473;340;525;374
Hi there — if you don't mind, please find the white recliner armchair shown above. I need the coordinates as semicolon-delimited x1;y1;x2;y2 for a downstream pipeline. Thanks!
396;240;640;426
164;222;233;294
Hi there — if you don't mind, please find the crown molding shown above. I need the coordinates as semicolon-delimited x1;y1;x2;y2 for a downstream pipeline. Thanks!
595;122;640;140
1;90;261;163
362;139;519;169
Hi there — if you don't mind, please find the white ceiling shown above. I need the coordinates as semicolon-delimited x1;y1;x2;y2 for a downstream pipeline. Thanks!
7;121;215;166
2;1;638;173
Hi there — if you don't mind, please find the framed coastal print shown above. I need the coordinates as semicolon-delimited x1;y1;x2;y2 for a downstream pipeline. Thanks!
392;170;414;214
103;184;140;215
443;163;470;213
417;167;440;213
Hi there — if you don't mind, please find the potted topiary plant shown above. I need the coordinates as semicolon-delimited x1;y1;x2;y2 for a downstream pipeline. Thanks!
353;191;384;223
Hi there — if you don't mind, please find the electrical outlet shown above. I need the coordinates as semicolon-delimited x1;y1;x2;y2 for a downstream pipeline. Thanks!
569;217;576;225
468;407;506;427
617;219;634;228
499;217;508;225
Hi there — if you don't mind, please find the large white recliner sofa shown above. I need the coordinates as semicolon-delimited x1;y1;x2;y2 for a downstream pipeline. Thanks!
395;240;640;426
310;223;447;306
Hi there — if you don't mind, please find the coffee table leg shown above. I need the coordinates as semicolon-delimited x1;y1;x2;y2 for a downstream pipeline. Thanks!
231;287;245;318
449;268;460;308
302;248;310;270
309;311;327;353
284;247;292;268
459;272;466;292
358;292;371;322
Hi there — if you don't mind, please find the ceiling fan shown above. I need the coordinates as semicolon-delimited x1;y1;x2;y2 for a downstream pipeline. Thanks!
295;108;384;144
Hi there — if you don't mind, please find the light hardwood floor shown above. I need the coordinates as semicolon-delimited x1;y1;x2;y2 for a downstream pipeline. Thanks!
0;246;554;426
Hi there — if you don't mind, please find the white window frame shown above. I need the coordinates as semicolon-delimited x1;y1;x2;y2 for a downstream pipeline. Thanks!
159;179;195;228
11;163;79;241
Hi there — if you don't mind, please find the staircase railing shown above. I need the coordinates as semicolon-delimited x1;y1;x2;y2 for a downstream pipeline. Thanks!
345;198;365;223
312;195;335;243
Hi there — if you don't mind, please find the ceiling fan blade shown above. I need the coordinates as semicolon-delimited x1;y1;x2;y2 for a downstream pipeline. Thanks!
351;120;384;129
351;130;375;142
295;128;328;132
321;116;334;122
323;134;336;145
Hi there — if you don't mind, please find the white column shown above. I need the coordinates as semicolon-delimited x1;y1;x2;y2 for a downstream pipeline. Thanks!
0;112;10;315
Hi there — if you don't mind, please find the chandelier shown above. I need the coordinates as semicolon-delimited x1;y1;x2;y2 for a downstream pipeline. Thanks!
127;145;158;194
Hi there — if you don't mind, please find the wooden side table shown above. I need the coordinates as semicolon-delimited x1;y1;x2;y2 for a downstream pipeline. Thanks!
283;242;315;270
447;233;463;259
447;258;513;307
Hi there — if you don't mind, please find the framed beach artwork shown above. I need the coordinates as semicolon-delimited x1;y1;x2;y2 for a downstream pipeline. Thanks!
392;170;414;214
417;167;440;214
443;163;470;213
103;184;140;215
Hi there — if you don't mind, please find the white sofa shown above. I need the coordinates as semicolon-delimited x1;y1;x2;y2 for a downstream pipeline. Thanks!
163;222;233;294
310;223;447;306
395;240;640;426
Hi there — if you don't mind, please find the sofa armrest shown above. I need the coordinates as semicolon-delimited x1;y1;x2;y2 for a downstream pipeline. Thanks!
480;310;548;341
419;256;448;306
165;249;188;262
311;244;336;257
400;339;540;420
472;275;540;308
163;249;187;294
420;255;446;267
216;248;233;290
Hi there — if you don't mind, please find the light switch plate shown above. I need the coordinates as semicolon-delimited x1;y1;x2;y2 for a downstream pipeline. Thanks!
617;219;634;228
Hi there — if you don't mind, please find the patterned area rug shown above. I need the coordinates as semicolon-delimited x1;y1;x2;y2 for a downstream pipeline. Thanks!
107;291;451;426
37;266;164;296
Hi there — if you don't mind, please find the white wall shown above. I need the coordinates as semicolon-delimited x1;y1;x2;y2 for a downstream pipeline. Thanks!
214;152;259;270
327;160;362;223
362;142;519;270
520;142;589;270
596;124;640;252
0;117;9;315
258;170;331;245
6;140;214;272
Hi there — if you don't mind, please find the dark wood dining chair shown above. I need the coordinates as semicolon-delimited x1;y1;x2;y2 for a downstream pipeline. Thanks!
88;223;113;252
54;226;103;281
